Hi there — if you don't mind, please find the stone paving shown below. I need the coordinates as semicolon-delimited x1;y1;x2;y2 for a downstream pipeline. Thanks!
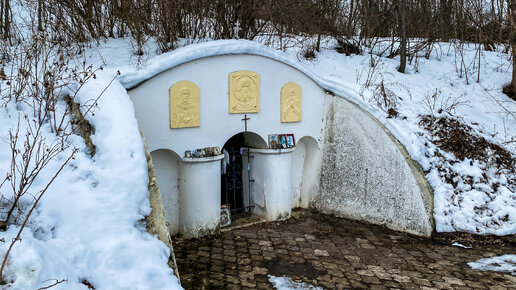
173;210;516;289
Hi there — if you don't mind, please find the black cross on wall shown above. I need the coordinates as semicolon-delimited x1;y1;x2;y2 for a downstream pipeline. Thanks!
242;114;250;132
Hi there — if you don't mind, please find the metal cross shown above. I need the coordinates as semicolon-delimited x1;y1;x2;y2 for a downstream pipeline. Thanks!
242;114;250;132
233;20;242;39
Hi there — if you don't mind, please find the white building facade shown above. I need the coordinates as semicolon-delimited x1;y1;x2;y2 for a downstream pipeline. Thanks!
126;42;434;238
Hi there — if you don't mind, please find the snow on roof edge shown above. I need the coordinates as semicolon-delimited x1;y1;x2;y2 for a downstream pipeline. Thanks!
119;39;357;98
119;40;427;168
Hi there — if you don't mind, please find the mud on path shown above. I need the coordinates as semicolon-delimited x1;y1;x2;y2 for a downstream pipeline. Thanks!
173;210;516;289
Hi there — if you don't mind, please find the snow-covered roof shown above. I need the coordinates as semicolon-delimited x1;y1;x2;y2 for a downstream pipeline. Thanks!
119;39;357;99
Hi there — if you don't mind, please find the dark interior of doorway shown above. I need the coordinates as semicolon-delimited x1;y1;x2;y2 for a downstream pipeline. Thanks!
221;133;253;219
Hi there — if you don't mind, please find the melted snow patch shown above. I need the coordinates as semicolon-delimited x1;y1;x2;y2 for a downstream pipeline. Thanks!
268;275;323;290
468;255;516;275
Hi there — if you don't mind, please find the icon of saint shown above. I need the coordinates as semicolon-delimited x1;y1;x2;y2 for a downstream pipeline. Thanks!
284;88;300;120
281;82;301;122
235;76;257;110
175;87;196;126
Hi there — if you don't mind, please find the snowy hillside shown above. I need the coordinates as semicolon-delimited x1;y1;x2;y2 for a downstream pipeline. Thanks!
309;41;515;235
0;34;514;289
0;43;181;288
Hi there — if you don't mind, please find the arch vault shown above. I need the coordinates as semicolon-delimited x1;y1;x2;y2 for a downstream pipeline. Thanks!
127;41;434;238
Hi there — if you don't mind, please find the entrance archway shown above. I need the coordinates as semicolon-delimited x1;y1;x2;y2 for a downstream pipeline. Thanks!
221;132;267;218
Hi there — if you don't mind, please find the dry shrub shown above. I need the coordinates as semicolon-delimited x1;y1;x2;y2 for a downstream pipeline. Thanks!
420;116;515;171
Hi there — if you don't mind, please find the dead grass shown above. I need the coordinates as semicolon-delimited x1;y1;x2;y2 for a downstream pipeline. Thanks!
433;231;514;246
419;115;515;171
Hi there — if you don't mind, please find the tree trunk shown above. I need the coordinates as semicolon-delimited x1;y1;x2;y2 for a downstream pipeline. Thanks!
316;33;321;52
37;0;43;32
511;0;516;91
398;0;407;73
3;0;10;41
347;0;355;36
0;0;4;37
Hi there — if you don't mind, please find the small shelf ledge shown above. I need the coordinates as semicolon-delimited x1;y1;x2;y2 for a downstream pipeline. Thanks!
182;154;225;163
249;148;296;155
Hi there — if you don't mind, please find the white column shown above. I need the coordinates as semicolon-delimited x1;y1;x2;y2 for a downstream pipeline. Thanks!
179;155;224;238
250;148;294;221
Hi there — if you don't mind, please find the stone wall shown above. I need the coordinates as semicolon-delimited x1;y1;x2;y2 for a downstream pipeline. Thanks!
313;97;434;237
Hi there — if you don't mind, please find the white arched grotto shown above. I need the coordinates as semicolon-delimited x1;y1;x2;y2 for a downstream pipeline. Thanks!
125;40;434;238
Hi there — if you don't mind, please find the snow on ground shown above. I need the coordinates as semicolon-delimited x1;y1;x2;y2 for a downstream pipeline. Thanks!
268;275;323;290
468;254;516;275
0;70;181;288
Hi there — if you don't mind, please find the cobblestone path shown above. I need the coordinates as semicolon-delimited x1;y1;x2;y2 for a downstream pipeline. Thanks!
174;210;516;289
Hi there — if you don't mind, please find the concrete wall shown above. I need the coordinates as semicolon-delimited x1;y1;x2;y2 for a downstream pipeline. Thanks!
144;144;180;282
151;149;223;238
291;142;306;208
251;148;294;221
298;137;322;209
179;156;223;238
313;96;434;236
150;149;180;235
291;136;322;209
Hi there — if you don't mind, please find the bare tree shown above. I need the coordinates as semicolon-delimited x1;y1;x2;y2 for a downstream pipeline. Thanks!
0;23;114;283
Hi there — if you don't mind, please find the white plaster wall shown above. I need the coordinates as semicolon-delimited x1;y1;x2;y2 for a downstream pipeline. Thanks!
128;54;326;156
313;96;434;236
290;142;306;208
150;149;180;235
179;156;223;238
291;136;323;209
251;149;294;221
298;137;323;208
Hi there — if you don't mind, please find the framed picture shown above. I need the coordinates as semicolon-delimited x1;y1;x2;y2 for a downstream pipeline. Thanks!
184;150;191;158
286;134;295;147
204;147;213;157
279;134;287;148
213;146;221;155
196;148;204;158
190;150;197;158
220;204;231;227
268;134;279;149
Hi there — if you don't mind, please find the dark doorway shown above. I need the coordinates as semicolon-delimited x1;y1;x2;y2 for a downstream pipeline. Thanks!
221;133;248;216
